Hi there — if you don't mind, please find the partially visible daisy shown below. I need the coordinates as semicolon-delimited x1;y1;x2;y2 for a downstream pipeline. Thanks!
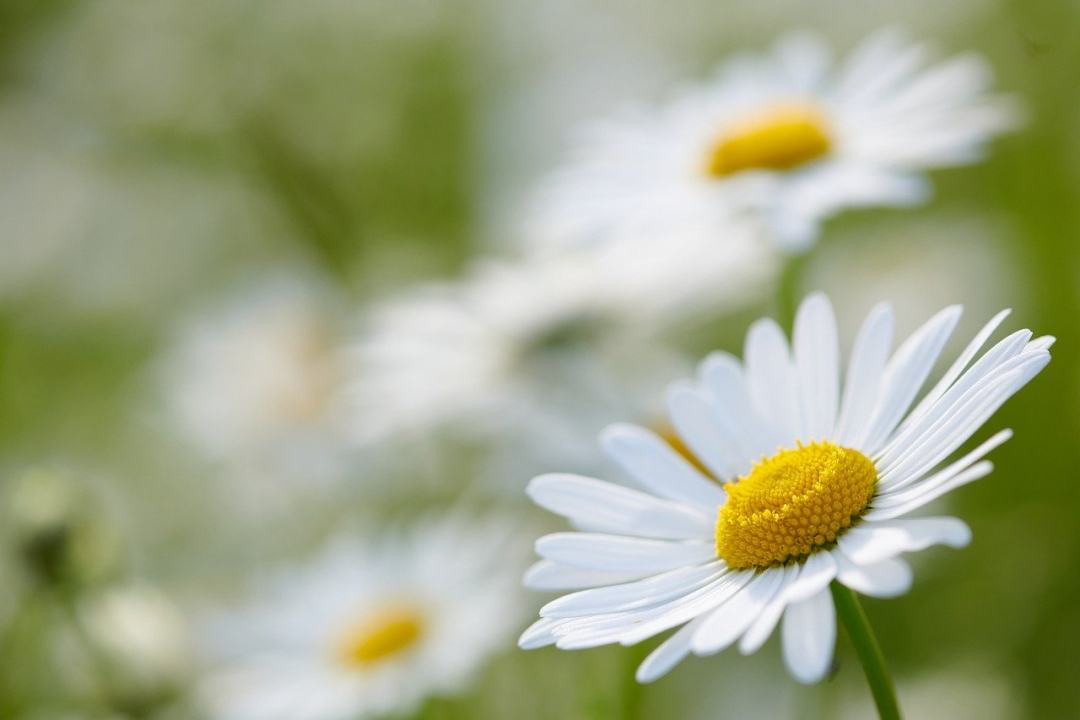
200;516;526;720
350;228;772;452
528;29;1017;252
163;277;350;483
520;293;1050;684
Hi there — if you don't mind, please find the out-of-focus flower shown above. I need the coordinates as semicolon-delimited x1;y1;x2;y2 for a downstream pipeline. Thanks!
6;468;121;589
527;29;1016;252
350;228;773;454
520;294;1050;683
162;277;351;486
200;516;526;720
67;584;193;712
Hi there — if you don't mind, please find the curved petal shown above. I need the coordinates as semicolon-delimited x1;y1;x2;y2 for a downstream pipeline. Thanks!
601;424;726;511
535;533;716;574
782;587;836;684
793;293;839;441
836;517;971;565
527;473;711;540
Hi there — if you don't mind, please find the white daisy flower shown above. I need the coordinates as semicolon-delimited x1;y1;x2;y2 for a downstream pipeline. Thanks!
350;229;772;450
528;29;1017;252
163;277;350;484
201;516;526;720
520;293;1050;684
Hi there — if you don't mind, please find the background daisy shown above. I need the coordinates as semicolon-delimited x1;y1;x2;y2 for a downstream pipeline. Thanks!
526;29;1017;252
201;515;528;720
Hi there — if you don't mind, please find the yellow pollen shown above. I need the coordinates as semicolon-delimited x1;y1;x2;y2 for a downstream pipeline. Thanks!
715;442;876;569
335;605;425;668
705;103;832;178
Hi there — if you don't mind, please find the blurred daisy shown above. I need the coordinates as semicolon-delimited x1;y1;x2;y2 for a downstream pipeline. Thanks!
520;293;1050;683
201;516;525;720
350;229;772;450
163;277;350;483
528;29;1017;252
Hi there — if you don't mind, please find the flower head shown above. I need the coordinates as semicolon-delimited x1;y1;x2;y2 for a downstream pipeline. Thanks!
202;516;526;720
520;293;1050;683
163;277;350;485
528;29;1017;252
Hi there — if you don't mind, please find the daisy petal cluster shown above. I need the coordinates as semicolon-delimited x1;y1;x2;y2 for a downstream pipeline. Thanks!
521;293;1050;683
202;515;526;720
528;29;1018;252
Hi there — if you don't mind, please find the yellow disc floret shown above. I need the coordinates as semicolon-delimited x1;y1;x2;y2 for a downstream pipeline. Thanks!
715;442;876;569
705;103;831;178
336;605;425;668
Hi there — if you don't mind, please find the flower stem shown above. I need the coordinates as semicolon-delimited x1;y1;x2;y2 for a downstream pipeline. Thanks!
777;252;808;331
830;582;902;720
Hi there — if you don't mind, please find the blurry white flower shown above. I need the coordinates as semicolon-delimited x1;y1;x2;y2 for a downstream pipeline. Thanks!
201;516;526;720
74;584;193;707
163;277;350;484
521;294;1049;683
528;29;1016;252
350;227;773;453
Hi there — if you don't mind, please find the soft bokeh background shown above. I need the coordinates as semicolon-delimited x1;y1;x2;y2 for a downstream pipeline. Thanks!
1;0;1078;718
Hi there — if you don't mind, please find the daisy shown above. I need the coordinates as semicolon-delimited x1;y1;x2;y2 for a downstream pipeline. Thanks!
350;229;772;452
201;516;525;720
520;293;1050;686
527;29;1017;252
163;277;350;485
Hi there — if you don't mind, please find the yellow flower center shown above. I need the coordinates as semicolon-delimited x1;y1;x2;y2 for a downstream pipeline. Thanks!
705;103;832;178
335;605;425;668
715;442;876;569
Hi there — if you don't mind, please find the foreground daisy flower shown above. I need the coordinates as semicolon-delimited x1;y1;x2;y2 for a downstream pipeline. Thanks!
202;516;525;720
528;29;1017;251
520;294;1050;684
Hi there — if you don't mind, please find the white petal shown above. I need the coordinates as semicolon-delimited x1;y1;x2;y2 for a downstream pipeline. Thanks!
876;329;1030;471
739;551;838;655
744;318;800;443
835;303;893;446
782;587;836;684
617;570;756;646
834;552;913;598
635;617;704;683
667;383;744;479
535;533;716;574
898;309;1011;432
523;560;649;591
540;562;725;618
699;351;780;462
519;618;559;649
837;517;971;565
879;427;1010;496
868;459;996;521
878;356;1047;489
793;293;839;441
859;306;962;454
691;569;786;655
527;473;711;540
602;424;727;511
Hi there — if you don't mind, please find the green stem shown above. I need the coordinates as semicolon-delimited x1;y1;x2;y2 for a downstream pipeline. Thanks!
777;252;808;331
830;583;902;720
